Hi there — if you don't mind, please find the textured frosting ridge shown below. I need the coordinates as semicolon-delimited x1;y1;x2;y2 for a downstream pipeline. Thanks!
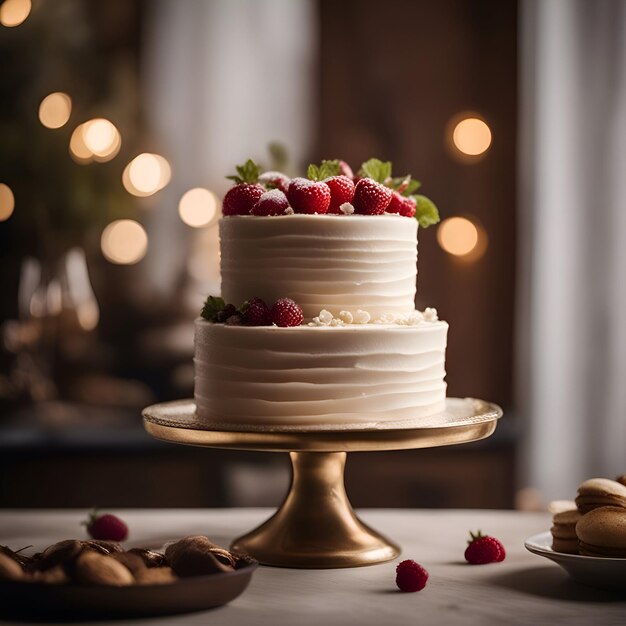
194;319;448;427
220;215;418;319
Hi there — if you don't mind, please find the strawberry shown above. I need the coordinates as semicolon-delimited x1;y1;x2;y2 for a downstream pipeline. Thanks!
325;175;355;214
241;297;270;325
464;531;506;564
223;159;265;216
395;559;429;592
287;178;331;214
83;510;128;542
258;171;290;193
352;178;392;215
251;189;290;216
269;298;304;327
222;184;265;216
387;191;416;218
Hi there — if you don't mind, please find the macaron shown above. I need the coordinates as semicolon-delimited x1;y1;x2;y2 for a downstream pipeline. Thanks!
575;478;626;514
551;509;581;554
576;506;626;557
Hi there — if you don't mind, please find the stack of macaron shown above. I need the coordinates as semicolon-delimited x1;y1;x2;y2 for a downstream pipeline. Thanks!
550;509;582;554
550;475;626;556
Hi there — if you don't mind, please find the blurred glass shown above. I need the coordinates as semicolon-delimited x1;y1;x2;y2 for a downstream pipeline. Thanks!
2;248;99;404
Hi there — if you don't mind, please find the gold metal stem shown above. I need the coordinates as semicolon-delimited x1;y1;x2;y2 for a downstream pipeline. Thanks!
230;452;400;568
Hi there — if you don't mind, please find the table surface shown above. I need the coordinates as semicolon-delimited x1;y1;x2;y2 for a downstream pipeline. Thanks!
1;508;625;625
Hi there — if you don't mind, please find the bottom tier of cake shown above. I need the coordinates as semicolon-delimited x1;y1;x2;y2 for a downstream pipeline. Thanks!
193;317;448;428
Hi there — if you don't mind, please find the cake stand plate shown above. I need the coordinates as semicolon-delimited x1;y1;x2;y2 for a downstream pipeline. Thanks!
142;398;501;569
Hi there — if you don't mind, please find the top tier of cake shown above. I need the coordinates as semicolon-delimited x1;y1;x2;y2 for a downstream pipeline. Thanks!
220;214;418;319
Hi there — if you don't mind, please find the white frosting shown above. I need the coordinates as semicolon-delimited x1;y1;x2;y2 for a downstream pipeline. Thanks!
194;318;448;427
219;215;418;319
308;308;437;327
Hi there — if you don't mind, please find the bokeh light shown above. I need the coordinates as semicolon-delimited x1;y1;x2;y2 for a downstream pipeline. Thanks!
179;188;218;228
451;117;492;156
82;118;120;161
0;0;31;27
100;219;148;265
0;183;15;221
122;153;171;197
38;93;72;129
69;123;93;163
437;216;487;259
69;119;121;164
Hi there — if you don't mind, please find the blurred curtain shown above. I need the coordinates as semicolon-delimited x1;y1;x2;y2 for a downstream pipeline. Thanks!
142;0;316;298
518;0;626;501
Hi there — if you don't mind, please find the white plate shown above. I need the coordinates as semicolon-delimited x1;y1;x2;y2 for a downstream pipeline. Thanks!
525;531;626;590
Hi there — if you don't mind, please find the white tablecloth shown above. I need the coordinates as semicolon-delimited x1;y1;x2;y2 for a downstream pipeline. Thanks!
1;509;625;625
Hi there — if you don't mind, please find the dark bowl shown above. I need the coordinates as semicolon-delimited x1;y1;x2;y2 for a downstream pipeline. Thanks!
0;556;258;621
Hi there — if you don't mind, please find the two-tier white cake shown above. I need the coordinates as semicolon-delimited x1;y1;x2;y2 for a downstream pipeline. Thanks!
194;210;448;429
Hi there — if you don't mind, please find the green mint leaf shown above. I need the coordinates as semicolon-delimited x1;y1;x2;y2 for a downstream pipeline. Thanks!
319;159;340;179
404;179;421;195
226;159;261;184
359;158;393;183
380;160;392;181
388;176;421;195
413;195;440;228
308;160;340;181
200;295;226;321
307;164;320;181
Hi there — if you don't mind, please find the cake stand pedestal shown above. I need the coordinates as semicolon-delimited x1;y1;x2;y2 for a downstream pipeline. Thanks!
142;398;502;569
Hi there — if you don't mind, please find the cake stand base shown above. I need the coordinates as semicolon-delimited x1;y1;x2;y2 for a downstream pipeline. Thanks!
142;397;502;568
231;451;399;568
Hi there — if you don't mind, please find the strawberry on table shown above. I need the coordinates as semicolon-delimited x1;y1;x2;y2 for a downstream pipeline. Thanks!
464;531;506;564
223;159;265;216
82;509;129;542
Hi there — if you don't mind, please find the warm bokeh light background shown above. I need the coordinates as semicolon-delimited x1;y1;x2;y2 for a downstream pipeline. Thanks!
0;0;517;510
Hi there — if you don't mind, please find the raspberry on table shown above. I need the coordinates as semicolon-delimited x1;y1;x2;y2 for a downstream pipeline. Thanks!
83;510;128;542
395;559;428;592
464;531;506;564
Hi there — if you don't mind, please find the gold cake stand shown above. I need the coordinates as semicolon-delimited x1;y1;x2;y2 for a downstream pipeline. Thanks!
142;397;501;569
